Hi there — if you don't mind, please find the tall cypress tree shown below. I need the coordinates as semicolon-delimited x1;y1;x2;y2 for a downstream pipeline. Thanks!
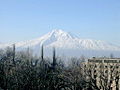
13;44;15;65
52;47;56;71
41;45;44;61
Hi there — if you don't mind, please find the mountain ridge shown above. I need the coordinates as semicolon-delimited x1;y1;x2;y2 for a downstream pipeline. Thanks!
0;29;120;50
0;29;120;57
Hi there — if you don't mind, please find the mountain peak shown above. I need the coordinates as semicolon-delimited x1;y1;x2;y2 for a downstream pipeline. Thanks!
1;29;120;57
50;29;68;36
51;29;65;33
48;29;74;39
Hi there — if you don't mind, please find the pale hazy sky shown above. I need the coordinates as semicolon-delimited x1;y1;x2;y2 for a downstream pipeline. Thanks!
0;0;120;45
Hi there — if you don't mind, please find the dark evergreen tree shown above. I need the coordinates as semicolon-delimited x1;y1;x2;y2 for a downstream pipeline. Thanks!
52;47;56;71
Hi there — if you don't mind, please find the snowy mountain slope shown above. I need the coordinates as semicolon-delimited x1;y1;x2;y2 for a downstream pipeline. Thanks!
0;29;120;57
16;29;120;50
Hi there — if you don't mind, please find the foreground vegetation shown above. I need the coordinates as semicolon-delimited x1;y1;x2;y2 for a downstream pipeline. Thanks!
0;45;119;90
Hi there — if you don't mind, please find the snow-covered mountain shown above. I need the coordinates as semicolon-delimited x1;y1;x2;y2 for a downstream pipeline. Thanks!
0;29;120;57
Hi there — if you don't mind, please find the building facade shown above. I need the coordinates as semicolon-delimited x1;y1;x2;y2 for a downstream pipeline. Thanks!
86;57;120;90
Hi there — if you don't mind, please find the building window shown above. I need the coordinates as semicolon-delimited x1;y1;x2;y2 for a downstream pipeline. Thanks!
105;66;107;68
110;66;113;68
105;70;108;73
116;66;119;69
94;70;96;73
95;65;97;68
94;75;97;78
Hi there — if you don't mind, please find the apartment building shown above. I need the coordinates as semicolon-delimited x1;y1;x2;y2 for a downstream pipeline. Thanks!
86;57;120;90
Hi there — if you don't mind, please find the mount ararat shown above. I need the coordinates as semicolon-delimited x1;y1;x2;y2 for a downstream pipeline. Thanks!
0;30;120;57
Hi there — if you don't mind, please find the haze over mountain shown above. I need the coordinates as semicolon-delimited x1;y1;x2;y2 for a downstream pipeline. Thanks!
0;29;120;57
